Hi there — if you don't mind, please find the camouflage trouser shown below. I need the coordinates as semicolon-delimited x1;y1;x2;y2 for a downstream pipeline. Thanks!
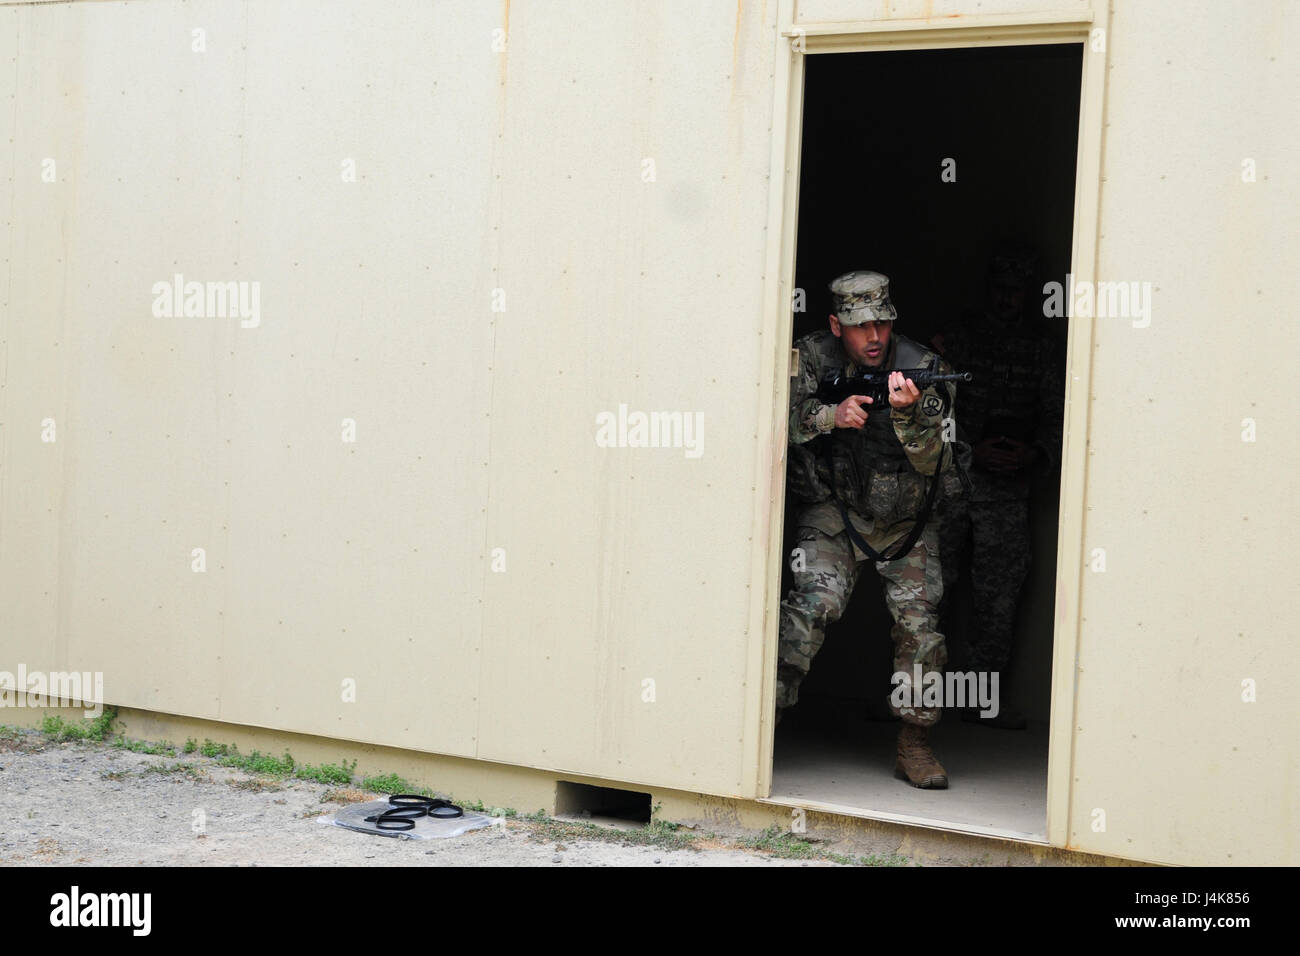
776;519;947;727
937;494;1031;674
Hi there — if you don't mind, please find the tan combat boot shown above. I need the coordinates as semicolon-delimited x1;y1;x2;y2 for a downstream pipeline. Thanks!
895;723;948;789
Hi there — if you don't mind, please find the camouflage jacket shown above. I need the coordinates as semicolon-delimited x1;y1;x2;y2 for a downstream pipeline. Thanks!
786;329;961;543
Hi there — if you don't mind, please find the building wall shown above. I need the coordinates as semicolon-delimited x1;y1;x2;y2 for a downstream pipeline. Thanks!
794;0;1092;23
1064;0;1300;865
0;0;782;798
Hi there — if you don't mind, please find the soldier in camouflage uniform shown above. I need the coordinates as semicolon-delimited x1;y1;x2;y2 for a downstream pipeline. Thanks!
931;247;1065;729
779;270;963;789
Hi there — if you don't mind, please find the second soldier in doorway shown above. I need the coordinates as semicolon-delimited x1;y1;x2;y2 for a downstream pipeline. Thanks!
778;270;964;789
931;246;1065;729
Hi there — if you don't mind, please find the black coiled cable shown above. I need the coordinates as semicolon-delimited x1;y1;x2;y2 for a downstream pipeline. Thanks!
363;794;464;831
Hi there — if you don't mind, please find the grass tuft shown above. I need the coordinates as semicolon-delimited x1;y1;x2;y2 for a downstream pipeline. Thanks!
40;707;118;742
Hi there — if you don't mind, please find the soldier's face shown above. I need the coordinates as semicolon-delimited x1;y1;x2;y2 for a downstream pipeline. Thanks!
991;283;1027;320
830;315;891;367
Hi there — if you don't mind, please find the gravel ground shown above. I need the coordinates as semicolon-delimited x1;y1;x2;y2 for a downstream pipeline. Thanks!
0;726;843;867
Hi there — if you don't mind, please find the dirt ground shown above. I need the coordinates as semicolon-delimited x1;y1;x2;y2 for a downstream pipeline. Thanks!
0;726;858;867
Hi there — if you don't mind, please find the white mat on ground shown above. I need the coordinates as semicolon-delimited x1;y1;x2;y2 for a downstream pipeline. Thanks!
319;799;501;840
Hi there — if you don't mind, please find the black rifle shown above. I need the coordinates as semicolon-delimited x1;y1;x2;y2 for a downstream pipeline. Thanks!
816;365;972;409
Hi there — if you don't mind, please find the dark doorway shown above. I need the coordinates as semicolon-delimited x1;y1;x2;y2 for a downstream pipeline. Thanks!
772;43;1081;839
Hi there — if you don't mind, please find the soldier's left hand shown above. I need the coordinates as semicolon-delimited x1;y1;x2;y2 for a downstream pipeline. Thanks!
887;370;921;409
989;437;1040;472
1011;440;1041;470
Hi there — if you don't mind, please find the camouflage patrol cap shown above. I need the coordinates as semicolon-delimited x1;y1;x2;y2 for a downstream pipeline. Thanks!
828;270;897;325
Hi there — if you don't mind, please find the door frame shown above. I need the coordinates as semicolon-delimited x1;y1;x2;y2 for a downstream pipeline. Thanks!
749;0;1109;849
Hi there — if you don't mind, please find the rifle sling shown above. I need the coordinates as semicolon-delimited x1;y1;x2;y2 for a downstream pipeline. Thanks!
837;470;939;564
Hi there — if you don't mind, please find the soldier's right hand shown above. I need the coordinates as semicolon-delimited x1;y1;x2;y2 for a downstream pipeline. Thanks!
835;395;873;429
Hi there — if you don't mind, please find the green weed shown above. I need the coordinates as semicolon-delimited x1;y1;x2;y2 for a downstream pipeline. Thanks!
357;772;422;794
294;759;358;786
112;737;178;756
40;706;118;742
734;824;822;860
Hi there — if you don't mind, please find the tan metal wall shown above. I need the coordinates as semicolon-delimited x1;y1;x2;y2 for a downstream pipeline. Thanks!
0;0;781;797
1065;0;1300;865
794;0;1092;23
